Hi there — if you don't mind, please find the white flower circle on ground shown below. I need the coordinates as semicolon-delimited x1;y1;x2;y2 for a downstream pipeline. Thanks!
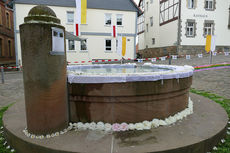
23;98;194;139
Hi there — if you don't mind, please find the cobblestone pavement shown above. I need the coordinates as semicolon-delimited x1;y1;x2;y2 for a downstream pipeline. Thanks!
0;54;229;109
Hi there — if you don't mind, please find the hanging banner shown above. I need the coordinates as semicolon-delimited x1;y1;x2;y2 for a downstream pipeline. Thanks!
75;0;87;36
75;0;81;36
211;35;216;52
117;36;122;56
112;25;117;38
81;0;87;24
122;37;127;57
205;35;211;53
205;35;216;53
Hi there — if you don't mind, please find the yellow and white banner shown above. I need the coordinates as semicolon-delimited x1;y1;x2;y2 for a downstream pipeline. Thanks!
81;0;87;24
117;36;127;57
205;35;216;53
75;0;87;36
122;37;126;57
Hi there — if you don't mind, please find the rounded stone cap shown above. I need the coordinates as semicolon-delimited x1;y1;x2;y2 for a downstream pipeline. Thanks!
24;5;61;24
28;5;57;17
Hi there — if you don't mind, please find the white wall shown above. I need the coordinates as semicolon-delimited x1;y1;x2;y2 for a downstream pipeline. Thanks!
159;21;178;47
180;0;230;46
138;0;230;52
15;3;137;65
138;32;145;50
138;0;178;49
144;0;160;48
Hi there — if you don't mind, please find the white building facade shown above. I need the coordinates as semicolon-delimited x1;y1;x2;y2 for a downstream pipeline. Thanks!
14;0;140;65
138;0;230;57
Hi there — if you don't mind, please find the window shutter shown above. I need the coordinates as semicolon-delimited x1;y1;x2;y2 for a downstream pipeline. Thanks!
194;0;197;9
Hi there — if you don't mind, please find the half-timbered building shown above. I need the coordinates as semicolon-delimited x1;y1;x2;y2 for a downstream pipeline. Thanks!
138;0;230;57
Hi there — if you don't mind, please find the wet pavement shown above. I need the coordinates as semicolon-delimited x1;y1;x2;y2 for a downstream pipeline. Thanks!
0;54;229;109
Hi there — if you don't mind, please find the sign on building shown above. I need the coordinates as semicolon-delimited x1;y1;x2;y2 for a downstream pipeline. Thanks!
51;27;65;55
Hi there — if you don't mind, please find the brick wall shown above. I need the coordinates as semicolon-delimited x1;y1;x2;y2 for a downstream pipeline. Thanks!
0;0;15;65
138;45;230;58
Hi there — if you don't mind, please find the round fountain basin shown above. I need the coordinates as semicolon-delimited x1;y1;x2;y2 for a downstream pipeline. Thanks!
67;64;194;123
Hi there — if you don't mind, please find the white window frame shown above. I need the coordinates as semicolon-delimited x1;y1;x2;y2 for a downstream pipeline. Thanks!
186;22;195;37
105;39;112;52
116;14;123;26
204;22;213;36
80;39;88;52
188;0;195;9
205;0;214;10
66;11;74;24
105;13;112;26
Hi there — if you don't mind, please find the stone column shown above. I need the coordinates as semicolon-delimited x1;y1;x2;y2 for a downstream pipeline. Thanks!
20;5;68;135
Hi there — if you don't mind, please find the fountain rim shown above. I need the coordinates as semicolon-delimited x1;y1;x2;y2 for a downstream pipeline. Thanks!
67;63;194;84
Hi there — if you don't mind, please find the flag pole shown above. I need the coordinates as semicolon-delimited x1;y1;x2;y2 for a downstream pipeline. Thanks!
209;51;213;64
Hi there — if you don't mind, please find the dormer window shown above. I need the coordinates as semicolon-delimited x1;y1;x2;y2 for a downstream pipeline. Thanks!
116;14;123;26
105;14;112;26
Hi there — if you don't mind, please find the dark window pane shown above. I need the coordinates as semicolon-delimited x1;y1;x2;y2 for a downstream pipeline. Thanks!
53;31;58;37
59;33;63;38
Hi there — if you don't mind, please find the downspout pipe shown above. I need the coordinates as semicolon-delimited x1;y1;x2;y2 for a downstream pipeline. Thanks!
177;0;182;54
134;12;138;59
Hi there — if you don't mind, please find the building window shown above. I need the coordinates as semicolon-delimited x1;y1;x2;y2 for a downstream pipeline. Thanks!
8;40;12;57
0;38;2;57
6;12;10;29
152;38;155;45
185;20;196;37
146;24;148;32
186;22;195;37
188;0;195;9
224;47;229;52
68;40;75;50
105;39;112;51
67;11;74;23
80;39;87;51
116;14;123;26
105;14;112;26
205;0;215;10
150;17;153;27
204;21;214;36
